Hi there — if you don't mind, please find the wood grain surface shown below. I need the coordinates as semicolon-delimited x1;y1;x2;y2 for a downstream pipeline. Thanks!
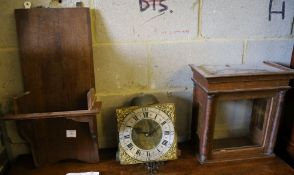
15;8;94;113
6;143;294;175
7;8;99;167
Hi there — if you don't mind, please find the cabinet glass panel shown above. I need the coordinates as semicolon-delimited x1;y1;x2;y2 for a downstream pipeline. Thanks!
213;98;268;150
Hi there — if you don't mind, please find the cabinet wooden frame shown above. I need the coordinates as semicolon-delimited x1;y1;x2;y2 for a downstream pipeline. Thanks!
275;47;294;166
190;61;294;163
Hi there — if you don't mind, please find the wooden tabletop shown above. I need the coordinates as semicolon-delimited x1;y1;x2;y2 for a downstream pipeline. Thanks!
7;143;294;175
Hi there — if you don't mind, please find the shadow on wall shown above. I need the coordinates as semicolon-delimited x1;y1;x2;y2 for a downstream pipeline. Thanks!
93;10;150;148
93;10;148;92
168;65;194;89
160;93;192;142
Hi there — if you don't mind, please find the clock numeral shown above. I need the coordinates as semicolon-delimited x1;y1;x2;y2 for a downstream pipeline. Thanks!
146;151;151;157
142;107;148;112
143;112;148;118
162;140;168;146
124;135;130;139
133;116;138;121
164;131;170;135
154;114;158;119
157;148;161;152
161;121;167;126
127;143;133;150
136;150;141;156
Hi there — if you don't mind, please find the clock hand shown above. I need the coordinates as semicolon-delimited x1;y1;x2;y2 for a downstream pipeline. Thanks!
136;119;152;137
135;126;155;137
133;127;149;135
148;125;160;136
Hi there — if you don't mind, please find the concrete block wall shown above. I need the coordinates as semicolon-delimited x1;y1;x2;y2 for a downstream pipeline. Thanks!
0;0;293;156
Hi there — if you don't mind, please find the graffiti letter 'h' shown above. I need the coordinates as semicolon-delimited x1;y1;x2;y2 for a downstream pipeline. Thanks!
269;0;285;21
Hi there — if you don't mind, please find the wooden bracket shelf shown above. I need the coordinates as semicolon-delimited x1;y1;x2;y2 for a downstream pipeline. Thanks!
1;8;100;167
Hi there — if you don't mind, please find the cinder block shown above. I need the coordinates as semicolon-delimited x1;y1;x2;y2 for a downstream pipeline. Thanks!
94;0;198;43
202;0;294;38
0;1;23;48
0;50;25;157
93;44;149;93
96;93;141;148
0;50;23;109
150;40;243;89
245;39;294;66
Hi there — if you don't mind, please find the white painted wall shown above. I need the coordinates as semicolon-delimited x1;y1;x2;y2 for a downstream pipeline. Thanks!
0;0;293;157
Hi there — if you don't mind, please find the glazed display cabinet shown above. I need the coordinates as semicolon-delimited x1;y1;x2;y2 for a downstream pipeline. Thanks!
190;62;294;163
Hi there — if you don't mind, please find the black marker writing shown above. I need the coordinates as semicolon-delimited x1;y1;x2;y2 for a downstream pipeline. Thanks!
269;0;285;21
139;0;150;12
159;0;168;12
139;0;168;13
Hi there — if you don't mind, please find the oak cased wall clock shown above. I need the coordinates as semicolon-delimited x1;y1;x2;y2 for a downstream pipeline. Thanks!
116;103;177;165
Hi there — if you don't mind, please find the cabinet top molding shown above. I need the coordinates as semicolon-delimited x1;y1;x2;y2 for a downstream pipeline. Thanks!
189;61;294;78
189;61;294;93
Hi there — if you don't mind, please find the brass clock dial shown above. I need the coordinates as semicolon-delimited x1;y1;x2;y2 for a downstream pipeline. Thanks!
116;103;177;165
